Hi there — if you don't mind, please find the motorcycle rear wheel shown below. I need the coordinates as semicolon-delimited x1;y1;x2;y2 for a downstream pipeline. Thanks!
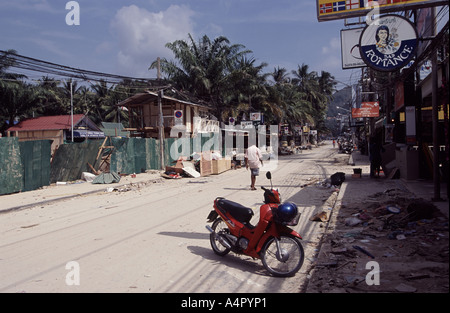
210;218;231;256
260;235;304;277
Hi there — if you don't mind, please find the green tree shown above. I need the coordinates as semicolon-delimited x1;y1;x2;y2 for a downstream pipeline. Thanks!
0;49;26;80
150;34;252;120
1;50;38;133
0;81;44;133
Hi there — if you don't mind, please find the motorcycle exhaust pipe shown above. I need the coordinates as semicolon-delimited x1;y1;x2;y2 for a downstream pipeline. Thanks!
205;225;232;249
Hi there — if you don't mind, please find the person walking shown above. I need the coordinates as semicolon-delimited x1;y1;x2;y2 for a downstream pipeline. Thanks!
245;145;263;190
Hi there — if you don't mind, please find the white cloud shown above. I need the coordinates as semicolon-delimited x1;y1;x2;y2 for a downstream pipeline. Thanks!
111;4;196;78
0;0;60;14
28;37;74;59
322;37;341;55
304;36;342;76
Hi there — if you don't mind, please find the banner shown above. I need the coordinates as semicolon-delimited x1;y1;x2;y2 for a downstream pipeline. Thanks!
352;101;380;118
317;0;447;21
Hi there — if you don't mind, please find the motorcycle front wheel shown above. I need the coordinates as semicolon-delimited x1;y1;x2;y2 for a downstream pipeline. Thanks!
210;218;231;256
260;235;304;277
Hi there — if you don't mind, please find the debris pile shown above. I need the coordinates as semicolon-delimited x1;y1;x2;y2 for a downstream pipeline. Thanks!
307;187;449;293
106;178;164;193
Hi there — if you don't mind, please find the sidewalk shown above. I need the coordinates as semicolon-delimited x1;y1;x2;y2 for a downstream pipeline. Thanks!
350;151;448;218
0;171;164;214
305;151;449;293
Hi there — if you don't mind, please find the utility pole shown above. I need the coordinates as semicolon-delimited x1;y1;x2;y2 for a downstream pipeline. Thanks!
431;51;441;201
157;57;165;170
430;8;442;202
71;80;74;143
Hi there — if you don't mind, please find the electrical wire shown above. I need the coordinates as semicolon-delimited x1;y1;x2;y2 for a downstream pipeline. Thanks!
0;50;164;87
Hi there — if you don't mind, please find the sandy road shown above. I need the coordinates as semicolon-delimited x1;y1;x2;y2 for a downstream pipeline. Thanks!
0;142;350;293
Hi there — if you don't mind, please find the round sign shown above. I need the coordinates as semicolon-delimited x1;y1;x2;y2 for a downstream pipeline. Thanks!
175;110;183;119
359;15;418;72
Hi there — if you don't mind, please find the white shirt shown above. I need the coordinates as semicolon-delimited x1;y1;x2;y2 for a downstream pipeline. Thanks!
245;145;262;169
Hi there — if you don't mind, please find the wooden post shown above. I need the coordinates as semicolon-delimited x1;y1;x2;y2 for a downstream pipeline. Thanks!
157;57;165;170
159;90;165;170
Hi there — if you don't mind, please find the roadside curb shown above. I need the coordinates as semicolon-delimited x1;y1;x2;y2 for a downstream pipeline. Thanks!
301;181;347;292
0;189;101;215
0;176;165;215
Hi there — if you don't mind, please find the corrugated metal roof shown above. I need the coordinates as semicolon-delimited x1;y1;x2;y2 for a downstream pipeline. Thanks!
117;91;211;109
7;115;86;131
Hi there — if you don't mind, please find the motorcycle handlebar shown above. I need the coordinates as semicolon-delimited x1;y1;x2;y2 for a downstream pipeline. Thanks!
261;186;273;194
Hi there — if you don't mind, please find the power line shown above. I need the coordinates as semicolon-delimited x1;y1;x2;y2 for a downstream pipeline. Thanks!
0;50;166;87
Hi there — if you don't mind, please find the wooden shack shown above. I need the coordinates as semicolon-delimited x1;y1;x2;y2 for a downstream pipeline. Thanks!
118;91;219;139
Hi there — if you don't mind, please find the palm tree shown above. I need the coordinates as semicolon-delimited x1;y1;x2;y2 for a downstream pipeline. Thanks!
150;34;252;121
36;76;64;116
271;67;290;85
0;49;26;80
90;80;114;124
291;64;320;104
225;56;268;119
0;81;44;133
318;70;336;97
1;51;41;132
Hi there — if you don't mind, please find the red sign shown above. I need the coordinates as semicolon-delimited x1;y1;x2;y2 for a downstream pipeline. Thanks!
352;101;380;118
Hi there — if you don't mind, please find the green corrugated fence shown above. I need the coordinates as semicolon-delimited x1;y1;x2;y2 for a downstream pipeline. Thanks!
110;137;161;174
1;134;221;195
0;138;24;195
50;140;103;183
0;138;51;196
20;140;52;192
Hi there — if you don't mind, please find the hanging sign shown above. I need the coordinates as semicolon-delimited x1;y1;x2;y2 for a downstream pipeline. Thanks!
359;14;418;72
352;101;380;118
341;27;366;69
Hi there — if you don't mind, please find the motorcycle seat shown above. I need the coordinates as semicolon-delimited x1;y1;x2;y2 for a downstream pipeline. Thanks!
216;199;254;224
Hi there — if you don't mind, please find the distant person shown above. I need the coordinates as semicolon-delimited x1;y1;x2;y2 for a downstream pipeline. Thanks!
369;138;384;178
245;145;263;190
332;139;336;148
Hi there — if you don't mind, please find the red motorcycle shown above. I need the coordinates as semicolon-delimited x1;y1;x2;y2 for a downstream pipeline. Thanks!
206;172;304;277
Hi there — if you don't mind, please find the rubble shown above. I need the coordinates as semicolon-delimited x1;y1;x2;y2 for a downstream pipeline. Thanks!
306;185;449;293
105;178;165;193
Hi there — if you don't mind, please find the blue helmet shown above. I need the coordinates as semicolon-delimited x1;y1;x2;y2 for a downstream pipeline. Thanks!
276;202;298;224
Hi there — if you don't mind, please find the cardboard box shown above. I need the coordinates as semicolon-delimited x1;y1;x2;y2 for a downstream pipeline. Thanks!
212;159;231;175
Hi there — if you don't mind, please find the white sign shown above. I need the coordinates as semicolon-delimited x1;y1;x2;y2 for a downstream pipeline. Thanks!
241;121;254;129
341;28;366;69
250;112;261;121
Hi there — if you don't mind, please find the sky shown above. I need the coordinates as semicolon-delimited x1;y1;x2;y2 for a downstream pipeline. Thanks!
0;0;365;89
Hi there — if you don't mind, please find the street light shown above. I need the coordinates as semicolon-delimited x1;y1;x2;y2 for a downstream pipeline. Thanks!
336;106;351;113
